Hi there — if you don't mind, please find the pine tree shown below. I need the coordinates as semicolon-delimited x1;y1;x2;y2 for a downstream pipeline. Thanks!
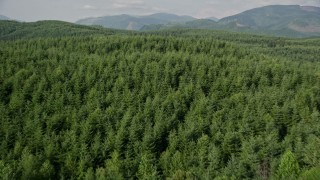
276;151;300;179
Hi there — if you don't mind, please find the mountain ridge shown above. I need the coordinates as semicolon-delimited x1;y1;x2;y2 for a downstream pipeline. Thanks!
2;5;320;38
0;15;10;20
139;5;320;37
76;13;196;30
216;5;320;37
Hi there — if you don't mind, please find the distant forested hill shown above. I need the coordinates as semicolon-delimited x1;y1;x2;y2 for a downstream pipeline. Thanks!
0;20;124;40
76;13;195;30
0;15;10;20
218;5;320;37
141;19;219;31
140;5;320;38
0;20;320;179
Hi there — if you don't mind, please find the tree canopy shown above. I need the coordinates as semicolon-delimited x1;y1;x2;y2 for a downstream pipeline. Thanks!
0;25;320;179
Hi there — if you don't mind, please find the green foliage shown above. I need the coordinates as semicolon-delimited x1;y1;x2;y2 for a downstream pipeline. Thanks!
136;153;158;179
0;20;125;40
0;25;319;179
300;167;320;180
277;151;300;179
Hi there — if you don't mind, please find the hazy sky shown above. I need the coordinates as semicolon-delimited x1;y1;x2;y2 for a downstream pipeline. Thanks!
0;0;320;22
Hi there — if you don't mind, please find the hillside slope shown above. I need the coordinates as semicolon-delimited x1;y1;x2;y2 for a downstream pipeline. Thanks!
2;20;319;64
141;5;320;38
0;15;10;20
141;19;219;30
218;5;320;37
0;20;123;40
76;13;195;30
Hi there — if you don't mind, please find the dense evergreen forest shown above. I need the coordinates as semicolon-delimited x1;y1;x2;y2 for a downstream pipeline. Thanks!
0;21;320;179
0;20;129;40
